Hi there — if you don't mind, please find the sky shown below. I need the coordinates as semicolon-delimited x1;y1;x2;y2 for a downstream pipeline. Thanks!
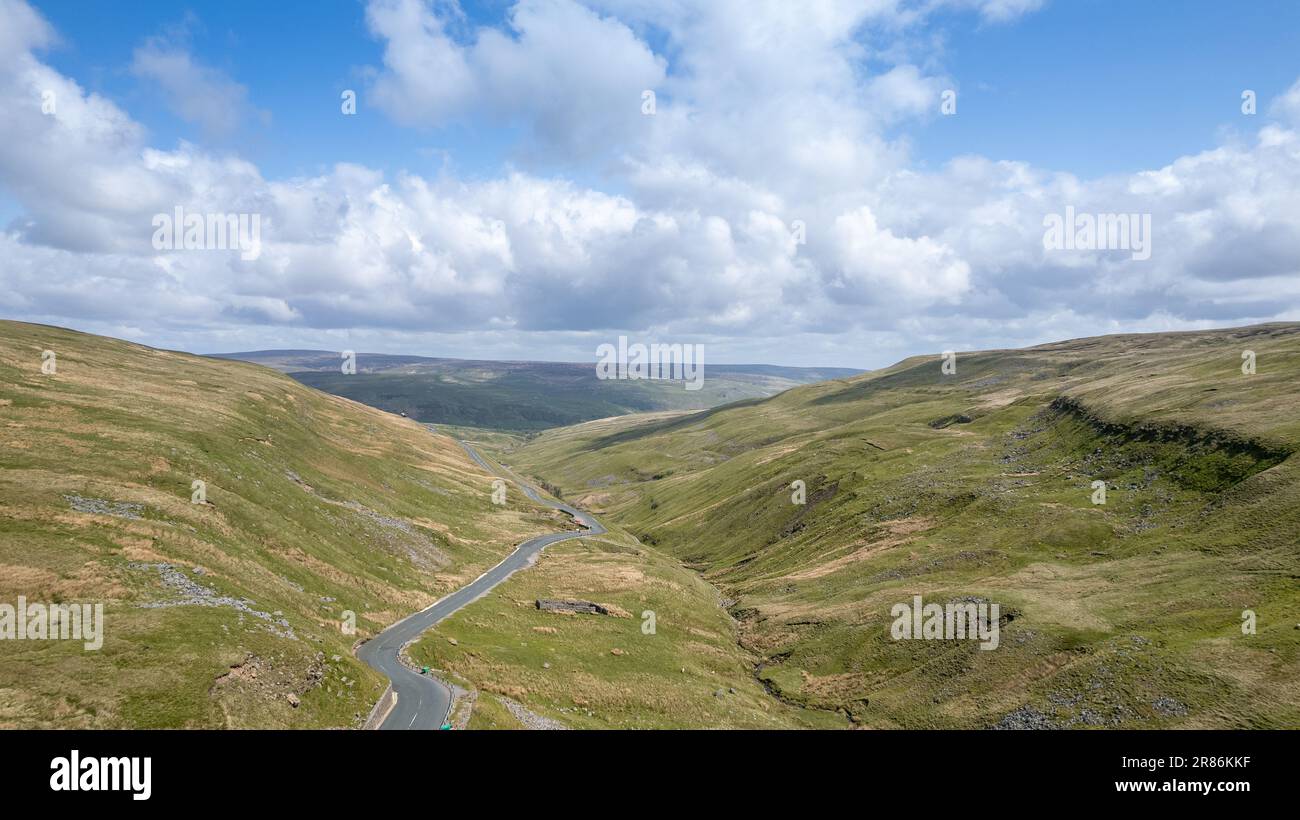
2;0;1300;368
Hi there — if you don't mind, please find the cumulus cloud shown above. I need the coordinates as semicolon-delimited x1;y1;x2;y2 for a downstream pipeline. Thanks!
1;0;1300;367
832;206;971;304
1269;77;1300;126
0;0;53;56
960;0;1045;24
130;37;258;138
367;0;665;160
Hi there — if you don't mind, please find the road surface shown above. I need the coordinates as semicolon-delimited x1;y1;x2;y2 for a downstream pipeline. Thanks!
356;440;604;729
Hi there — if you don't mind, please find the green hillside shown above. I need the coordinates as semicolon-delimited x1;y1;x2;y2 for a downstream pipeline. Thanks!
496;324;1300;728
214;350;861;431
0;321;558;728
402;446;842;729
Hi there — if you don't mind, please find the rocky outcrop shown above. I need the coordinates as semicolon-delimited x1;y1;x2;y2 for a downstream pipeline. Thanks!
535;599;612;615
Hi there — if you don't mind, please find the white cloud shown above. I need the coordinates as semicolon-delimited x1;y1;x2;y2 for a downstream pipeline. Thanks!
0;0;53;57
367;0;665;160
130;38;257;137
2;0;1300;368
1269;77;1300;126
962;0;1045;24
832;206;971;303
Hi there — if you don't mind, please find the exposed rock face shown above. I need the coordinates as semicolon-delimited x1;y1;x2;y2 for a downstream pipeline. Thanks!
778;477;839;539
928;413;973;429
535;599;611;615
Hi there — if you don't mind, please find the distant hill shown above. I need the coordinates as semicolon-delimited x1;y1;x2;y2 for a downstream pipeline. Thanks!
210;350;863;431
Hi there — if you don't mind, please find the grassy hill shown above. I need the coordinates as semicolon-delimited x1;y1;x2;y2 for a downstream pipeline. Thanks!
0;321;562;728
401;445;843;729
213;350;861;431
495;324;1300;728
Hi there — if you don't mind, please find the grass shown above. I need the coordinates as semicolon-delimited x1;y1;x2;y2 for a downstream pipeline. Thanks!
408;525;843;728
493;323;1300;728
0;320;555;728
8;319;1296;730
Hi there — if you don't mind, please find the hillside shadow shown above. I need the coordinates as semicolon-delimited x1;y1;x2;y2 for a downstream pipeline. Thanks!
586;396;769;450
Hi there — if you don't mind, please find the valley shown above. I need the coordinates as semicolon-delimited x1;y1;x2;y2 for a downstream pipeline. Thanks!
4;320;1297;730
485;324;1300;728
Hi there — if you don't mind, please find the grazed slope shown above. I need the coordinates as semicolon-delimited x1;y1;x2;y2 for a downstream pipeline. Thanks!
214;350;862;431
0;321;557;728
503;324;1300;728
404;444;844;729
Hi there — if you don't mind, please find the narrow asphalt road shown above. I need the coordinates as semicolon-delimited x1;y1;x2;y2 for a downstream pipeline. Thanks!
356;440;605;730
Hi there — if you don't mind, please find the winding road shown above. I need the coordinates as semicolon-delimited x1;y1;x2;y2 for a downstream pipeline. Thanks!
356;440;605;730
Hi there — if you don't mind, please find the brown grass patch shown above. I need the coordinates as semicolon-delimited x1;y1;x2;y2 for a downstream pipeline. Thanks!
783;517;934;581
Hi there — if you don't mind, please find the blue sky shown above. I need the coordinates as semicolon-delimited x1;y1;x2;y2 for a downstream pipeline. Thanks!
917;0;1300;175
32;1;431;180
29;0;603;183
31;0;1300;181
3;0;1300;367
